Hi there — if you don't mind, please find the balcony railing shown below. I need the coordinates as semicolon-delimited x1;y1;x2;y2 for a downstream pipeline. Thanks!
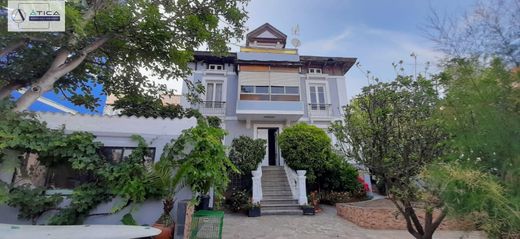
308;103;332;118
193;101;226;115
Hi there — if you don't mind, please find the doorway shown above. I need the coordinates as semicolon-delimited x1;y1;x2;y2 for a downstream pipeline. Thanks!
256;127;280;166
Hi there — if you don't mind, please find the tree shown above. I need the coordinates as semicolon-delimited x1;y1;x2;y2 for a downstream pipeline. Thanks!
111;94;201;119
426;0;520;67
423;163;520;239
330;72;447;239
436;59;520;197
0;0;249;111
278;123;331;185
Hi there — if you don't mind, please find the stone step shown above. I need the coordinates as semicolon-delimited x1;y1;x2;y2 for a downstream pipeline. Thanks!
261;199;298;205
262;181;289;186
261;204;301;211
262;173;287;178
263;188;292;192
263;192;292;197
262;180;289;184
262;168;284;172
261;209;302;215
262;195;294;200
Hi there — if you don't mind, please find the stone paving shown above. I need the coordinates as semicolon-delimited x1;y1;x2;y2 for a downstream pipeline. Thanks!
222;205;486;239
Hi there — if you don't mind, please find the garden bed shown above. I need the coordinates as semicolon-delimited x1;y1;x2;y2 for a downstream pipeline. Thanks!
336;199;474;230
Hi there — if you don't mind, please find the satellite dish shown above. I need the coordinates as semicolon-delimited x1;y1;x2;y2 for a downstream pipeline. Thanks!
291;38;301;48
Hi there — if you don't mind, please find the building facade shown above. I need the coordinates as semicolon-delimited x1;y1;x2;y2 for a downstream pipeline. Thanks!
181;23;356;167
181;23;357;214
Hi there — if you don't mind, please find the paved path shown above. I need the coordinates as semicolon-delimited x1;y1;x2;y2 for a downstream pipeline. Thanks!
222;205;486;239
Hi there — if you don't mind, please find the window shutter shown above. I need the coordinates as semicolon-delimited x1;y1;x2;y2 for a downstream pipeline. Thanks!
239;71;270;85
270;72;299;86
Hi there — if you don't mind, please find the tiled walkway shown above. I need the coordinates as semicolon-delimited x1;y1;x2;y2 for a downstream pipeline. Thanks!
222;205;486;239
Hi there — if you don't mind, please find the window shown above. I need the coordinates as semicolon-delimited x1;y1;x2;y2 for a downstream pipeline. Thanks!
205;82;223;108
285;86;299;94
270;86;284;94
309;84;327;110
255;86;269;94
100;147;156;165
208;64;224;70
44;147;155;189
241;85;254;93
308;68;322;74
240;85;300;101
45;164;92;189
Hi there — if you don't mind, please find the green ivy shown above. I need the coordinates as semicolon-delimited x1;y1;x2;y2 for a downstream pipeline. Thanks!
7;186;63;225
0;102;166;225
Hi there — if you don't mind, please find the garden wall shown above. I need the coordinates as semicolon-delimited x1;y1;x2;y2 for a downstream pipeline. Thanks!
336;199;474;230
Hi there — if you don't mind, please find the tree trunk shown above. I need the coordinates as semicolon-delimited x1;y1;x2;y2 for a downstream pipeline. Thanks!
12;36;110;111
0;82;21;100
13;75;55;111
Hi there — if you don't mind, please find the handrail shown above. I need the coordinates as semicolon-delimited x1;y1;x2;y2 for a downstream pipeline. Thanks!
283;164;308;205
283;164;298;200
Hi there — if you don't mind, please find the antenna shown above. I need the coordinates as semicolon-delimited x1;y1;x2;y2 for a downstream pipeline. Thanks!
290;24;301;48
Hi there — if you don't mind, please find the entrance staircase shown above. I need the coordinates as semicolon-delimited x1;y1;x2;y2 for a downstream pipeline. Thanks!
261;166;301;215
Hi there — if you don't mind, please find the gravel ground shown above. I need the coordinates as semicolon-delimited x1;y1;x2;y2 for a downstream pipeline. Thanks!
222;205;486;239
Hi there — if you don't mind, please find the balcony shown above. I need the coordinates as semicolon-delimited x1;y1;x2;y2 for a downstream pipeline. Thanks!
193;101;226;116
236;100;304;121
308;104;333;119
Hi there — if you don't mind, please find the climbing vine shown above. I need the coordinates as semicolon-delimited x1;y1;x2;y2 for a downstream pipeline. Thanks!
0;100;163;225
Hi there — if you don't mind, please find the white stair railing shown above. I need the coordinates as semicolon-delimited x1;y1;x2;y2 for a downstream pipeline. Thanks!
283;164;308;205
251;164;263;203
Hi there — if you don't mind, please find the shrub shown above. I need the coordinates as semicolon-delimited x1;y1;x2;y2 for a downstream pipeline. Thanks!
318;153;362;192
228;136;266;175
319;191;355;205
227;188;249;212
278;123;331;184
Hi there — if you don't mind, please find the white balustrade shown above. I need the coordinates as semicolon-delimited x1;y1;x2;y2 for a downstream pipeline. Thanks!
283;164;298;200
283;164;308;205
297;170;308;205
251;164;263;203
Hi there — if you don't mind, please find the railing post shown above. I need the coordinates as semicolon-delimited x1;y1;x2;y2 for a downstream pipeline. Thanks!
252;165;263;203
296;170;307;205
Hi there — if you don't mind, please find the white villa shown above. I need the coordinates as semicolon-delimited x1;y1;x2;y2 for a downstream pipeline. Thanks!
180;23;357;214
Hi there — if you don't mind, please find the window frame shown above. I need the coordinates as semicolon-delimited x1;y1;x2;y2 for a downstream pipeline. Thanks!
308;68;323;74
100;146;156;165
208;64;224;71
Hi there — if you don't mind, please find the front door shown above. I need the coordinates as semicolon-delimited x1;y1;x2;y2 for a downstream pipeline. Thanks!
256;128;279;166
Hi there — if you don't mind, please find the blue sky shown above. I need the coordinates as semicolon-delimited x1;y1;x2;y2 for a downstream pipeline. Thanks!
234;0;477;99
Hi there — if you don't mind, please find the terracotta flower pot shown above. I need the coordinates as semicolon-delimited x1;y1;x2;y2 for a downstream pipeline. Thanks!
153;223;174;239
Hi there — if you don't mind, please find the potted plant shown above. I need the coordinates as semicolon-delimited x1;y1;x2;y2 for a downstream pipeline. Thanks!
163;119;238;211
301;204;315;215
151;158;188;239
153;199;175;239
247;200;261;217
